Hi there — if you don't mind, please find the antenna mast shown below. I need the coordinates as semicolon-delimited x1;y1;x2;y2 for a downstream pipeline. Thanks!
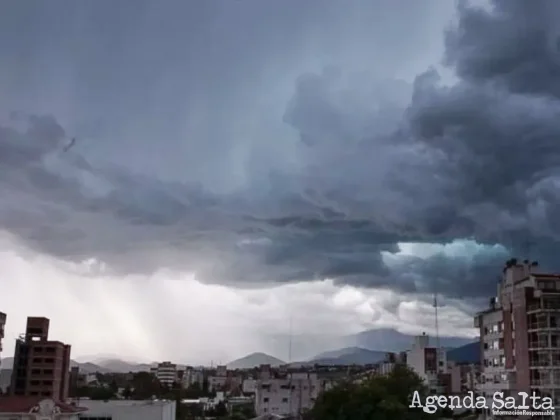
433;280;441;372
288;313;293;417
288;315;293;364
523;239;533;261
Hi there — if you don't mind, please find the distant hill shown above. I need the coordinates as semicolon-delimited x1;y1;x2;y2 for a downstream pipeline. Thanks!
310;347;387;366
0;369;11;392
1;357;109;374
227;352;286;369
447;341;480;364
350;328;474;352
95;358;153;373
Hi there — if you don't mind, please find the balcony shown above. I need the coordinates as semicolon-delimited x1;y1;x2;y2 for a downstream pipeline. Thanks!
528;321;548;330
529;340;550;349
531;379;552;386
528;301;560;312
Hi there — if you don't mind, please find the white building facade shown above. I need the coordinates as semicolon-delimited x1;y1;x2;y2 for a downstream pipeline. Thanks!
75;400;176;420
406;333;447;393
254;373;325;417
150;362;178;386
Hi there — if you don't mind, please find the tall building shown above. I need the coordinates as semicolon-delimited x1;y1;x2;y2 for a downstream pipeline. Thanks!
406;333;448;393
475;258;560;407
0;312;6;368
10;317;71;400
151;361;178;386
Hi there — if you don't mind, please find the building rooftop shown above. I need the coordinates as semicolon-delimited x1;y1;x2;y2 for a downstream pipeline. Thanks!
0;397;87;414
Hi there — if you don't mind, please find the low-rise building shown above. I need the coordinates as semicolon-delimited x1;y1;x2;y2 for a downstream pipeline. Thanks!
242;378;257;394
71;399;176;420
0;397;86;419
183;367;204;389
254;372;325;417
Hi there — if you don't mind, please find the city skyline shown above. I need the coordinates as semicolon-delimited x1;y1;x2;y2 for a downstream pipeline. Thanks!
2;0;559;365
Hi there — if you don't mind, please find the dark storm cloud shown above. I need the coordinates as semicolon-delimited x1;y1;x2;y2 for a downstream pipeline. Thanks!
2;0;559;299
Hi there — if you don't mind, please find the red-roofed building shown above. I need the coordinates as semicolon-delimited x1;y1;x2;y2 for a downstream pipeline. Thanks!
0;396;87;419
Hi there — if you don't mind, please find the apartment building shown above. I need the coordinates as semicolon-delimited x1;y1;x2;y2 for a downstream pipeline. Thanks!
10;317;71;400
0;312;5;368
208;365;227;392
150;362;177;386
474;258;560;407
183;366;204;389
448;361;480;394
254;372;325;417
406;333;448;393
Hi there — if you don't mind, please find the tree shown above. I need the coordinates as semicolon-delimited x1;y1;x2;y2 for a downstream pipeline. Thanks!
122;385;132;399
130;371;160;399
306;364;447;420
89;386;116;401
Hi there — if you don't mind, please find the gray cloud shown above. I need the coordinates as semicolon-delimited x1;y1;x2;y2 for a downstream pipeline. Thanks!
1;0;558;301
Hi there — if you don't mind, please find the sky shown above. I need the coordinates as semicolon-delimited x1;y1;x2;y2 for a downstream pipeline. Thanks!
1;0;560;365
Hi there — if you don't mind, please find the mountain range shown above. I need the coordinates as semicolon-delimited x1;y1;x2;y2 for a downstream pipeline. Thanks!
227;352;286;369
349;328;474;352
0;328;478;372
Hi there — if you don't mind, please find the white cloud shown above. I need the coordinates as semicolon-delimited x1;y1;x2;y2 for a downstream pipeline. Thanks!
0;233;476;366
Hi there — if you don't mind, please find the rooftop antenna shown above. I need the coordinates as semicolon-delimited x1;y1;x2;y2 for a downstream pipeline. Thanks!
288;314;293;365
433;279;441;372
288;313;293;417
523;239;533;262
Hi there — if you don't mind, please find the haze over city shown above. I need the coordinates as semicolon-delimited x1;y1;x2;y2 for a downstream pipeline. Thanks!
2;0;559;367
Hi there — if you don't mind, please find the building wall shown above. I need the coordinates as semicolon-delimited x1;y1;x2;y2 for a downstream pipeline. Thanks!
254;373;323;417
478;307;508;396
378;362;395;376
208;376;227;392
242;378;257;394
10;317;71;401
74;400;176;420
0;414;80;419
0;312;6;366
151;362;177;386
476;261;560;407
183;368;204;388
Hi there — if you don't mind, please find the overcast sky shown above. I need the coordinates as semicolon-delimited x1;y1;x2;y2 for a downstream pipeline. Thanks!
1;0;559;365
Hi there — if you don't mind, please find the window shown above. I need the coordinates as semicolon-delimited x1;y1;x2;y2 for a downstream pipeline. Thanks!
282;398;288;403
263;398;269;402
